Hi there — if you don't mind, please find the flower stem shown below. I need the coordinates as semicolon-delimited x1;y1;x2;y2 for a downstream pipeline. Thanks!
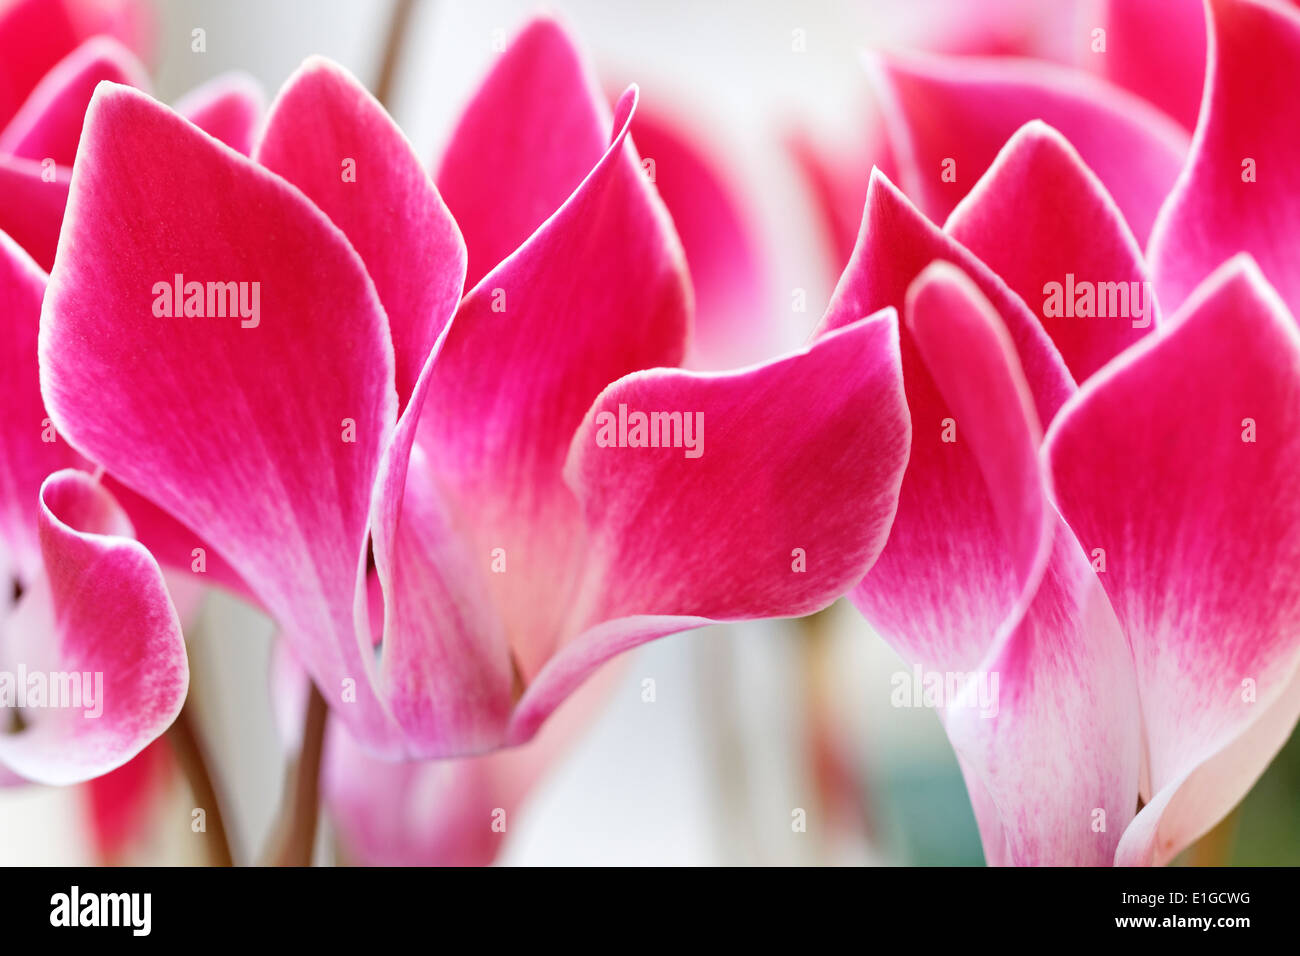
265;683;328;867
167;700;235;866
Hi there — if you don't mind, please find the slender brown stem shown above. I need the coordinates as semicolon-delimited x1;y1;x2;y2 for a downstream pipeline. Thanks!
265;684;328;867
373;0;417;110
168;701;235;867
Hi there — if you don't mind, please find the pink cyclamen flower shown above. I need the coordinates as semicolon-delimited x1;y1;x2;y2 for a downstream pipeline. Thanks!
38;17;912;762
817;0;1300;865
0;6;264;792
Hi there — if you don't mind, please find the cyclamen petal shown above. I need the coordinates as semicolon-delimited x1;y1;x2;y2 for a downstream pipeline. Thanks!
945;121;1158;383
822;170;1072;674
39;83;401;750
0;0;152;129
412;85;690;681
0;230;79;586
257;58;465;408
173;72;264;156
905;263;1139;866
0;36;149;167
868;49;1189;243
1047;257;1300;866
436;16;612;290
510;310;910;741
1148;0;1300;319
0;470;187;785
1088;0;1207;131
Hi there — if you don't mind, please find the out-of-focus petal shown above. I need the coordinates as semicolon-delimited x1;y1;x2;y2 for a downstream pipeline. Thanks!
412;87;689;681
0;230;78;586
868;49;1188;243
509;311;910;742
1088;0;1206;131
174;72;263;156
627;99;772;369
820;170;1073;674
0;470;187;785
1047;257;1300;866
786;126;891;276
905;263;1138;866
946;121;1157;383
39;84;401;752
1148;0;1300;318
0;156;68;270
257;58;464;408
0;36;148;167
435;15;611;289
0;0;152;129
328;654;618;866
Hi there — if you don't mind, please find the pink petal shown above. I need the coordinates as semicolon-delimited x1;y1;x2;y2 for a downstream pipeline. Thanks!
869;49;1189;243
0;230;78;586
0;0;151;129
0;36;149;167
905;263;1139;866
1148;0;1300;319
1088;0;1207;130
821;170;1074;673
39;84;401;752
435;15;612;290
412;86;689;681
329;654;617;865
0;156;69;270
626;99;772;370
1046;256;1300;866
0;470;187;784
511;310;910;742
946;121;1157;383
374;446;512;757
257;58;464;408
174;72;264;156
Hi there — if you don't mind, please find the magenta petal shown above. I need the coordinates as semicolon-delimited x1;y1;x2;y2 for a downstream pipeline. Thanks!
1047;257;1300;866
0;36;148;167
40;84;400;749
0;156;69;270
905;264;1140;866
1148;0;1300;319
413;87;689;679
375;447;512;757
569;311;908;624
0;470;187;785
627;100;772;370
174;72;263;156
435;16;612;289
823;171;1075;673
515;312;910;740
0;0;151;129
1090;0;1206;131
869;50;1188;243
946;121;1157;383
0;231;78;586
258;58;465;408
